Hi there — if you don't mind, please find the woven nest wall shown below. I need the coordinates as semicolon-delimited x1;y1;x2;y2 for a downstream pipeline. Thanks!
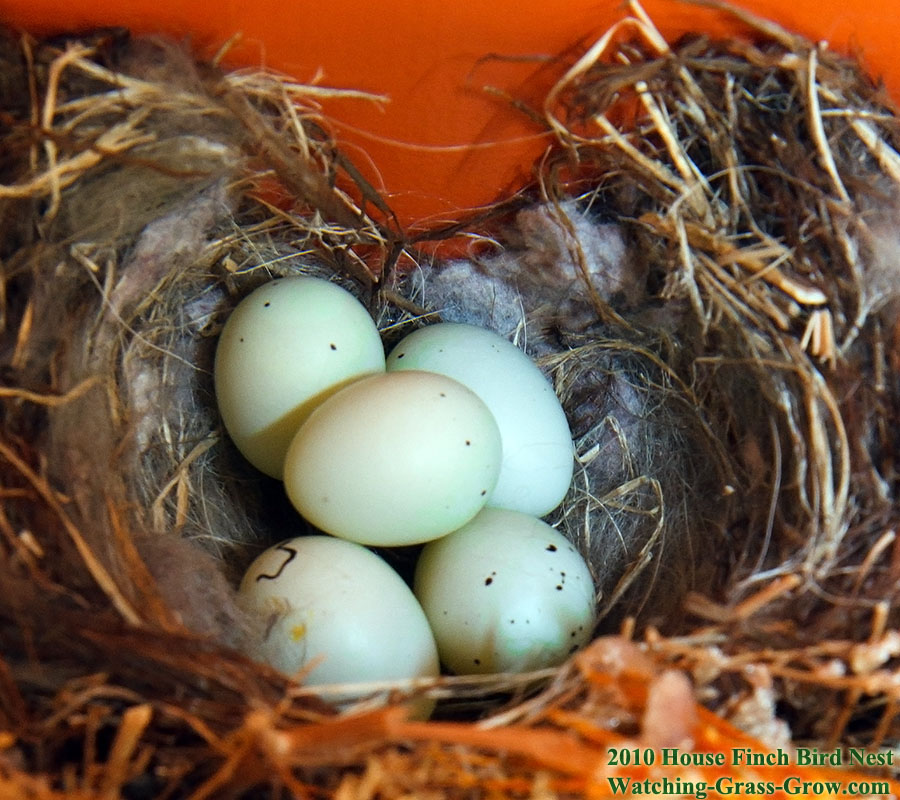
2;2;900;797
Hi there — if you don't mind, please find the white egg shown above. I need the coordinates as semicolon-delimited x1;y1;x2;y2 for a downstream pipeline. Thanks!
414;507;596;675
386;323;573;516
283;371;502;546
239;536;439;690
214;276;385;478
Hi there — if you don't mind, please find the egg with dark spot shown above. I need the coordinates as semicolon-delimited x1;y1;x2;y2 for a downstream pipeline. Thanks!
238;536;439;694
414;507;596;674
386;323;574;517
284;371;502;546
214;276;385;478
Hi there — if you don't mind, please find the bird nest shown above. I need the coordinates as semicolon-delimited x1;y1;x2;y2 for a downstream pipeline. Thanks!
2;2;900;797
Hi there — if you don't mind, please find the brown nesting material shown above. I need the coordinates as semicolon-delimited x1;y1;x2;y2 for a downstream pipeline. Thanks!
1;2;900;797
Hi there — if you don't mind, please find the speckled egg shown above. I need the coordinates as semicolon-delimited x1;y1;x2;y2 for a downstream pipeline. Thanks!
414;507;596;674
386;322;573;516
214;276;385;478
238;536;439;689
283;371;503;546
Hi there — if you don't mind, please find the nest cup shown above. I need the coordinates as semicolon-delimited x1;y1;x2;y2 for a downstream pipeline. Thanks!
2;3;900;796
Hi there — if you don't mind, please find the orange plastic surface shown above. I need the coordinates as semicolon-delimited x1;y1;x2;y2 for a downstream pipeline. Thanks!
1;0;896;229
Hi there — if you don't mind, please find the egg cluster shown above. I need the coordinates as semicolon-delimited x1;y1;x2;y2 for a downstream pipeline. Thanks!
215;276;597;695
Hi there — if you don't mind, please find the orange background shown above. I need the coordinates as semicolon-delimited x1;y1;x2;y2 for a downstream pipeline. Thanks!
1;0;896;228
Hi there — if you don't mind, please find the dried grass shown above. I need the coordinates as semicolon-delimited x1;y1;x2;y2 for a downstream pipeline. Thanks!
538;0;900;605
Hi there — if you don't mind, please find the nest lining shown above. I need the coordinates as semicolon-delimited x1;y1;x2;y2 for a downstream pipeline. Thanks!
2;2;900;796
